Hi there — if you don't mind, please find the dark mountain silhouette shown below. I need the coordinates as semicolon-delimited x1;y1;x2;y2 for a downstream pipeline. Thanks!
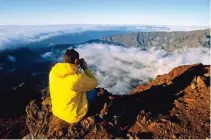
0;47;53;117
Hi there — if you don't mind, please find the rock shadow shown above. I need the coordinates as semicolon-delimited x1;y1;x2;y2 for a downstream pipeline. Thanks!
89;64;207;137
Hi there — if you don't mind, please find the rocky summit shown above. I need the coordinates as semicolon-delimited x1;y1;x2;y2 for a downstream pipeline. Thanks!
17;63;210;139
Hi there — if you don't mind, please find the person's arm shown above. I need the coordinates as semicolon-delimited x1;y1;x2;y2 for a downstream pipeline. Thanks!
71;59;98;92
71;71;98;92
84;68;96;79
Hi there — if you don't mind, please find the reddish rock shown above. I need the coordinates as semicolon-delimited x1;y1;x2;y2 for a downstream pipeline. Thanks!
22;63;210;139
196;76;207;88
190;83;197;89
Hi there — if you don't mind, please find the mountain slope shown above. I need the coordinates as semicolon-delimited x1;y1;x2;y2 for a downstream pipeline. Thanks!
100;29;210;50
0;47;53;117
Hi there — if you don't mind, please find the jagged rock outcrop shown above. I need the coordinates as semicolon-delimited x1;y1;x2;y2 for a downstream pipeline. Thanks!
101;29;210;50
24;63;210;139
128;63;210;139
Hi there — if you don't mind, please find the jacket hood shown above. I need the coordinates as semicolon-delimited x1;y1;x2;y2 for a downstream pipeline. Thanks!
51;63;79;78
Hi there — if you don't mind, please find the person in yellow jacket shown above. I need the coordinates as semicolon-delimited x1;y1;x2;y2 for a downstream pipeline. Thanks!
49;49;103;123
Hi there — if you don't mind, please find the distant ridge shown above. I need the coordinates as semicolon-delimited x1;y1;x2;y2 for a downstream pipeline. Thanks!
100;29;210;51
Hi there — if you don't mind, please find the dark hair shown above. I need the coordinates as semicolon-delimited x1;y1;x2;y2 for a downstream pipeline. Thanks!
64;49;79;64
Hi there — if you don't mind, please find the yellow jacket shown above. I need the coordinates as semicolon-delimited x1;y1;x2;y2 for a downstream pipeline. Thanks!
49;63;98;123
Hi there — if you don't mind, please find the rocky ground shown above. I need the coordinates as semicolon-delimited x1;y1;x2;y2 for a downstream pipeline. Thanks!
0;63;210;139
128;63;210;139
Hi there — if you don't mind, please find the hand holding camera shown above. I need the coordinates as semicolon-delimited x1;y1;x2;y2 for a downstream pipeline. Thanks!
79;58;88;70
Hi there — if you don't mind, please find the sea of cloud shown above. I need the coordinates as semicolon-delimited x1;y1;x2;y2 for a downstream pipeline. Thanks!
0;25;208;51
1;25;209;94
0;25;114;50
42;43;210;95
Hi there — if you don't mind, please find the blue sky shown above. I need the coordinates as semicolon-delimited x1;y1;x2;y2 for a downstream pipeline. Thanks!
0;0;210;26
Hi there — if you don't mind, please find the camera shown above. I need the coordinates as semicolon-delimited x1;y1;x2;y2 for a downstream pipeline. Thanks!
79;58;84;65
79;58;87;69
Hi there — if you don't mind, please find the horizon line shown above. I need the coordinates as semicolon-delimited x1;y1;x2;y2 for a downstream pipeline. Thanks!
0;24;209;27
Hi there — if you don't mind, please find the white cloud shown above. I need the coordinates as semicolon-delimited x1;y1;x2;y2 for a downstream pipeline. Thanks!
0;25;208;51
167;25;210;31
0;25;119;50
0;25;208;94
42;52;52;59
45;43;210;95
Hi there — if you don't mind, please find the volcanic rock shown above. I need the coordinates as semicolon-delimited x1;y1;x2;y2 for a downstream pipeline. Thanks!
23;63;210;139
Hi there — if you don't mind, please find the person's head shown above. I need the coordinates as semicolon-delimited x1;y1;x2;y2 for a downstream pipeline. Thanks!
64;49;80;65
